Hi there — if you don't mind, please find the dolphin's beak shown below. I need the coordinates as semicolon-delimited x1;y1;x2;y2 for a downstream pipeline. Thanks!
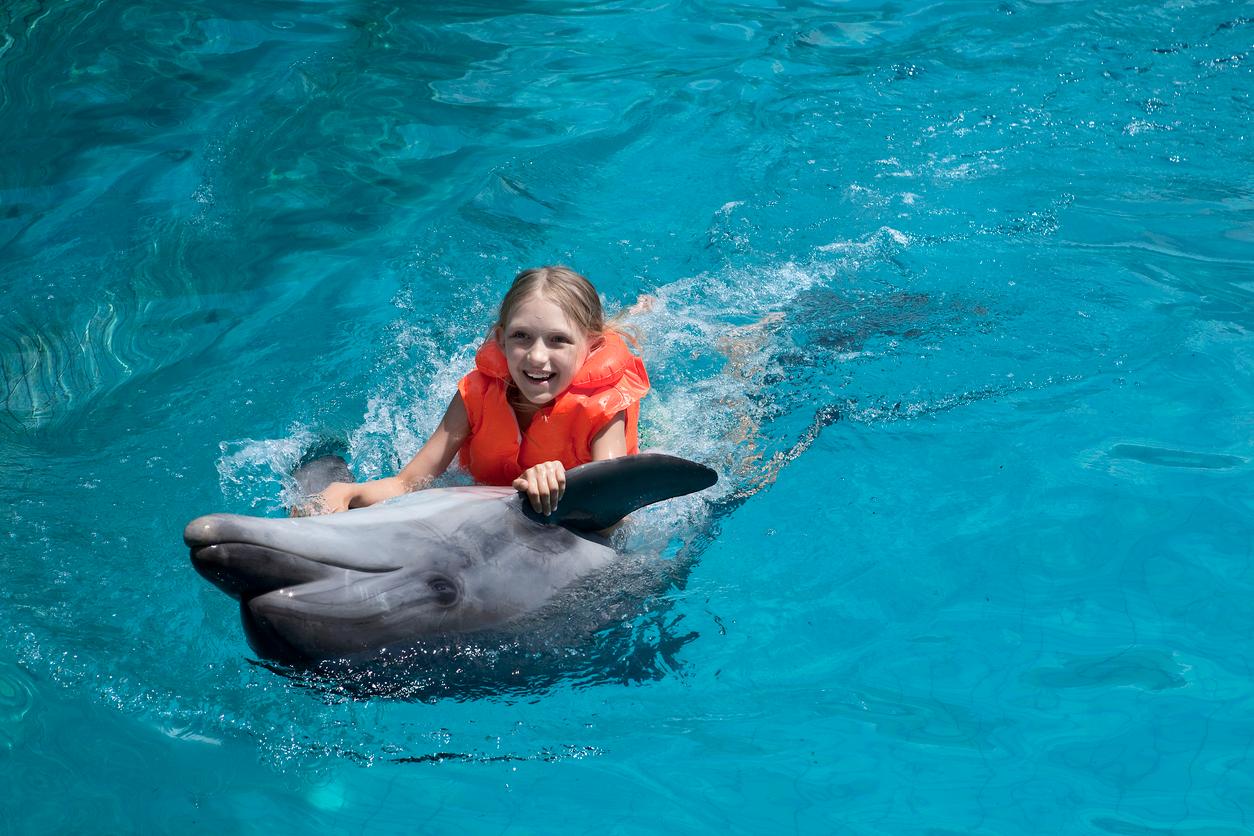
185;513;333;601
184;513;233;548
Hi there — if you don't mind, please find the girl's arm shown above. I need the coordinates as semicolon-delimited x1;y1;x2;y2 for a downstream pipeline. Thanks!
513;412;627;516
310;394;470;514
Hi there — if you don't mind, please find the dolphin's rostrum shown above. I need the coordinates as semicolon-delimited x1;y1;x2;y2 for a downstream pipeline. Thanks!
185;453;717;665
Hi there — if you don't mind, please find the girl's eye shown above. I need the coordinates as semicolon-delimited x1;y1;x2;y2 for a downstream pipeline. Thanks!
509;331;529;340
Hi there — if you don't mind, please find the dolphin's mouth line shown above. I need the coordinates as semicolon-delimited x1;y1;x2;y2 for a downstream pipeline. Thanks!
191;542;399;574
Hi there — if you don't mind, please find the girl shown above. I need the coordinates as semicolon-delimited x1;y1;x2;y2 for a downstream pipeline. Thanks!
309;266;649;516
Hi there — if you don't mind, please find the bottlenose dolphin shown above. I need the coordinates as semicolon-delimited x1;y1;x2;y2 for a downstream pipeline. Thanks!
185;453;717;666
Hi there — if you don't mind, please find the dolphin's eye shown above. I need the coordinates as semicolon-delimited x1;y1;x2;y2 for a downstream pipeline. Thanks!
428;577;459;607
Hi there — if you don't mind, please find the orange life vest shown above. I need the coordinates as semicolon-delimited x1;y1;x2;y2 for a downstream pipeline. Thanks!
457;332;649;486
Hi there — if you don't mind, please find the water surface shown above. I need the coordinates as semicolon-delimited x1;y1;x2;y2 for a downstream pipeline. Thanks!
1;1;1252;832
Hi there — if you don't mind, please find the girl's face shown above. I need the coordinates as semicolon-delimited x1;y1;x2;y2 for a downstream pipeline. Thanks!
497;292;590;406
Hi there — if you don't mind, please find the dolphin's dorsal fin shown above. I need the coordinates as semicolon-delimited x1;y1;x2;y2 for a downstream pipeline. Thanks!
520;453;718;532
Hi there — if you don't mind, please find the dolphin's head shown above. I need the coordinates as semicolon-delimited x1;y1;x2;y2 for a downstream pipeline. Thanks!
185;488;613;664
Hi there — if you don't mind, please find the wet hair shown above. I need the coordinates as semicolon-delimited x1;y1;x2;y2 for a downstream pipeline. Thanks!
496;265;606;338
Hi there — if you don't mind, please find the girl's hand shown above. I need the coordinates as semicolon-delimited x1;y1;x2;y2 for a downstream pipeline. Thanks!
513;460;566;516
292;481;359;517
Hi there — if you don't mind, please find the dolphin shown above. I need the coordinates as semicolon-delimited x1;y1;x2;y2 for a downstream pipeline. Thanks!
185;453;717;666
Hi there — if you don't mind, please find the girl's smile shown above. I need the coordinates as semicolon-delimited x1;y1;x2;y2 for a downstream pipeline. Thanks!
497;293;590;406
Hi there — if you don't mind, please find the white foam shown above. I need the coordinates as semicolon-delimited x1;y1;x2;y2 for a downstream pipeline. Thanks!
817;224;913;256
216;428;315;512
347;325;478;481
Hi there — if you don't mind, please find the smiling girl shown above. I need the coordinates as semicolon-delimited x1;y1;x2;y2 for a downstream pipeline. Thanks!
309;266;649;516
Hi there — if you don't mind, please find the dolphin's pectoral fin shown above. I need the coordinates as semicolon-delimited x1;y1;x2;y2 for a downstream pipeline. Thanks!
524;453;718;532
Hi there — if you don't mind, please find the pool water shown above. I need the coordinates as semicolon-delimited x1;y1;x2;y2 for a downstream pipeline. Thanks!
2;0;1252;831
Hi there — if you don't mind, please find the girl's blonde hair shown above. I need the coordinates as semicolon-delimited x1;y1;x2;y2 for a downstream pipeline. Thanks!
496;265;639;347
497;265;605;336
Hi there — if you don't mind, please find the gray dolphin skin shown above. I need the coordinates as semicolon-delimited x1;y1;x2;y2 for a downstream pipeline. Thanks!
185;453;717;665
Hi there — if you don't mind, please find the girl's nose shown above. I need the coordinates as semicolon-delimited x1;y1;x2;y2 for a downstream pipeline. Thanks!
526;341;548;364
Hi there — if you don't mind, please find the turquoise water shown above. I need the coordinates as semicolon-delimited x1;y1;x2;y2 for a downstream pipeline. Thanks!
2;0;1252;831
